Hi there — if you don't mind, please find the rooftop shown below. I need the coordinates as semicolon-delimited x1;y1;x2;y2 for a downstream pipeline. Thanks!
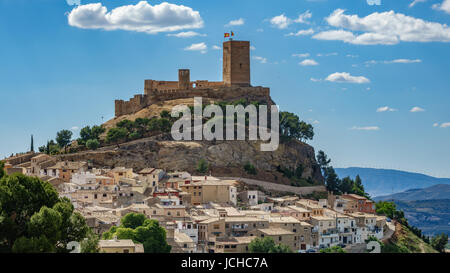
258;228;295;236
99;239;136;248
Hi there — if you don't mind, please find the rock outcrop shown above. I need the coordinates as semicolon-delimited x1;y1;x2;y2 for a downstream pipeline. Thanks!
57;136;324;186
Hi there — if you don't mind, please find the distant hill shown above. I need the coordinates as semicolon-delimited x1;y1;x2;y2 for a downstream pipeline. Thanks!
335;167;450;197
395;199;450;236
374;184;450;201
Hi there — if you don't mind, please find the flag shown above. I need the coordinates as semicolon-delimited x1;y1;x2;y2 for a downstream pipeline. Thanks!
231;31;234;37
224;33;230;38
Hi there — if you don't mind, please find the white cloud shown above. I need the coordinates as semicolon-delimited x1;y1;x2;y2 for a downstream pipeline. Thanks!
441;122;450;128
351;126;380;131
367;59;422;65
376;106;397;112
212;45;221;50
294;11;312;24
184;42;207;54
433;0;450;14
410;106;425;112
253;56;267;64
256;28;264;32
409;0;427;8
71;126;80;131
293;53;310;58
67;1;204;34
66;0;80;6
367;0;381;5
346;54;359;58
325;72;370;84
300;59;319;66
270;14;290;29
312;120;320;125
387;59;422;64
250;46;256;51
317;52;338;57
310;78;321;82
270;11;312;29
225;18;245;27
285;28;315;37
313;9;450;45
167;31;206;38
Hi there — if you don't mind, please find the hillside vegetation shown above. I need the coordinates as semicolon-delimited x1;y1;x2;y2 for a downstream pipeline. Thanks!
383;223;437;253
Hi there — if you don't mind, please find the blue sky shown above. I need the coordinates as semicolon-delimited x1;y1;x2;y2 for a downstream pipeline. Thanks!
0;0;449;177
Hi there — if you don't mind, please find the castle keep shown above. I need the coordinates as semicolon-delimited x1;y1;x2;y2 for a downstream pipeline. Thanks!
115;40;270;117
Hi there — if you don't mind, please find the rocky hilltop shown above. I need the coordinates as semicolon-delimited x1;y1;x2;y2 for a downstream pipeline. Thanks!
58;39;324;186
58;133;323;186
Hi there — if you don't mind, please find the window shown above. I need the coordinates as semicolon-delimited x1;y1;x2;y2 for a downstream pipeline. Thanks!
123;249;129;253
279;236;282;241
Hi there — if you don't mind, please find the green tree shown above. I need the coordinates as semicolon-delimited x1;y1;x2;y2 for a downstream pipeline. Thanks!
86;139;100;150
80;230;100;253
38;145;46;153
431;233;448;253
56;130;73;153
279;111;314;142
0;174;92;252
0;161;5;179
106;128;128;147
317;150;331;170
102;213;171;253
90;125;105;140
375;201;397;219
121;213;147;229
248;237;292;253
116;119;134;131
319;246;346;253
197;159;209;174
340;177;354;194
158;118;172;133
323;166;341;194
79;126;92;145
30;135;34;152
160;110;171;119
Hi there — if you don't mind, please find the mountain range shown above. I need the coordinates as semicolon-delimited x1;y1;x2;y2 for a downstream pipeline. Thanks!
335;167;450;197
374;184;450;201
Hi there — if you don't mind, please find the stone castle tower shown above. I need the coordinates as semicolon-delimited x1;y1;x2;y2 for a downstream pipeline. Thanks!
223;40;251;87
115;40;271;117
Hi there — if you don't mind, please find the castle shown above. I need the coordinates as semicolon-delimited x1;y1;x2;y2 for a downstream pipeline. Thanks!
115;40;272;117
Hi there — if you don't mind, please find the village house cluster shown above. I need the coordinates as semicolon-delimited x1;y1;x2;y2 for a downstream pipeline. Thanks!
3;153;387;254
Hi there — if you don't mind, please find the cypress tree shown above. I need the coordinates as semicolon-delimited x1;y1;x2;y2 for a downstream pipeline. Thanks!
30;135;34;152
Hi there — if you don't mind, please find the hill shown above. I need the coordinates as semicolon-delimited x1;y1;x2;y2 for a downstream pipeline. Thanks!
374;184;450;201
394;199;450;236
383;222;438;253
56;135;324;187
375;185;450;236
335;167;450;197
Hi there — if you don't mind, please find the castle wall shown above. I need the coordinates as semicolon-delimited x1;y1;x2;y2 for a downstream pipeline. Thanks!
115;86;271;117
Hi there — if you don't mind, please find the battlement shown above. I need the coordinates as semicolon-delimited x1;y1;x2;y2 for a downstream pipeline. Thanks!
115;40;266;117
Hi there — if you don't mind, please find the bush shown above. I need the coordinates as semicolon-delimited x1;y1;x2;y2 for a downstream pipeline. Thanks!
244;162;257;175
197;159;209;174
86;139;100;150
